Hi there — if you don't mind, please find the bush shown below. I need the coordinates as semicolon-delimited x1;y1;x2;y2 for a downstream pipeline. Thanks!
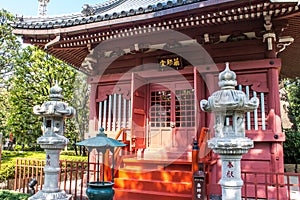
60;150;77;156
0;162;16;182
0;151;45;182
0;190;30;200
14;145;23;151
14;144;43;151
0;151;87;182
284;129;300;164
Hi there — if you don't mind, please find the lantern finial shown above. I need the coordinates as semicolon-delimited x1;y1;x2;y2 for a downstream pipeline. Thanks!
218;62;237;89
97;127;107;137
49;82;63;100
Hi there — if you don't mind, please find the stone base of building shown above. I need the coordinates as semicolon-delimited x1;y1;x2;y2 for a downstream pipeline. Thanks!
28;190;72;200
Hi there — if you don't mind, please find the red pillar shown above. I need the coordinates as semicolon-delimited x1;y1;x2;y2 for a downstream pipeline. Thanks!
89;83;98;132
268;66;285;174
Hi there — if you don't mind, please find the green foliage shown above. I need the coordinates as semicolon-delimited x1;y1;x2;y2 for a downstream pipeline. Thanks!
68;72;90;155
0;150;87;181
282;78;300;164
0;89;10;136
0;151;46;182
60;150;78;156
0;9;21;84
0;162;15;182
0;190;30;200
0;9;89;152
283;78;300;131
283;129;300;164
71;73;90;142
13;144;42;151
60;153;88;162
5;45;77;145
0;9;21;137
0;10;90;150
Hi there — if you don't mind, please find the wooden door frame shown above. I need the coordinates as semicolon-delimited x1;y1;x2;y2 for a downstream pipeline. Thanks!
130;67;205;151
131;73;148;150
147;79;196;149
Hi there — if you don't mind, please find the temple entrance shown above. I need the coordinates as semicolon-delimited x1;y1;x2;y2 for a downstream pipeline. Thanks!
130;72;197;159
148;82;195;152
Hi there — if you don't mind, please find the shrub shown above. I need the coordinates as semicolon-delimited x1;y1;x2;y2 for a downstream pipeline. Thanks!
0;190;30;200
284;129;300;164
0;162;16;182
0;150;87;182
60;150;77;156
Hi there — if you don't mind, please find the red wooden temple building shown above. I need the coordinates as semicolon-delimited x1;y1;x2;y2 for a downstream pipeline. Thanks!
13;0;300;199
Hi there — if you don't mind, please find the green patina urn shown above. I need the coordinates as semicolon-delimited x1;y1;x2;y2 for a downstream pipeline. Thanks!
86;182;114;200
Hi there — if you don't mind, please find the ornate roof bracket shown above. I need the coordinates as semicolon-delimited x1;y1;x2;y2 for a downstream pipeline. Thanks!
263;32;276;51
87;43;93;53
276;36;294;53
264;15;272;31
214;32;259;44
79;39;199;74
263;15;276;51
45;35;61;50
263;15;295;54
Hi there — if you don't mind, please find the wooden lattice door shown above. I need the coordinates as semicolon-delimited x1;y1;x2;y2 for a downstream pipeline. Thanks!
149;82;195;150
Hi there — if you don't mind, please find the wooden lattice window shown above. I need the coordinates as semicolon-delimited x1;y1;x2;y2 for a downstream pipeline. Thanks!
238;85;267;131
98;94;131;131
150;91;171;128
150;89;195;128
175;89;195;127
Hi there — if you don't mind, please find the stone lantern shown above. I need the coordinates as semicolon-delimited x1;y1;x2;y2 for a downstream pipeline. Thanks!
30;83;75;200
76;127;126;200
200;63;259;200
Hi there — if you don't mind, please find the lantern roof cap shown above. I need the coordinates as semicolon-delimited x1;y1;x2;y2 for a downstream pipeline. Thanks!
76;127;126;148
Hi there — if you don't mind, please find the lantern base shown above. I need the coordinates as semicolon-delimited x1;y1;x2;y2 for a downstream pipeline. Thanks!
86;181;115;200
28;190;71;200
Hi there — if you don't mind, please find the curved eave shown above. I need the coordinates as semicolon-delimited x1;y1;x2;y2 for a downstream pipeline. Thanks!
12;0;300;77
13;0;235;36
277;16;300;78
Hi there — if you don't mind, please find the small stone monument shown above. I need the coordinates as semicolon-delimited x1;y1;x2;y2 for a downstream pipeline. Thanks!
200;62;259;200
30;83;75;200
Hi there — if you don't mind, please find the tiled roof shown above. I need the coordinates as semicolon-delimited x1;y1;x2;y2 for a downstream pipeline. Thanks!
13;0;208;29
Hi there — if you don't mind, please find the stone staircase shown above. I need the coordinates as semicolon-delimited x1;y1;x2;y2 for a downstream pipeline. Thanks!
113;158;193;200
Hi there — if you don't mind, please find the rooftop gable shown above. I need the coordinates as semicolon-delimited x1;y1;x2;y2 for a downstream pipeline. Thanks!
13;0;228;29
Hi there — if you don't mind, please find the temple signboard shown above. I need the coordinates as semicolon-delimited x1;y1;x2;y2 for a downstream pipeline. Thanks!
158;56;183;71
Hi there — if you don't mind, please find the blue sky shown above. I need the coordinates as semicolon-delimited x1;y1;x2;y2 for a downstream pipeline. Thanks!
0;0;106;16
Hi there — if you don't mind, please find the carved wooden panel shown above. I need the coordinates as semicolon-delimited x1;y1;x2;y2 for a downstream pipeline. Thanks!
237;73;269;93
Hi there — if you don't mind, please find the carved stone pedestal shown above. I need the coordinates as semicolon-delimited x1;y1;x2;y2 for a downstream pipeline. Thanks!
29;190;71;200
201;63;259;200
29;141;71;200
208;137;253;200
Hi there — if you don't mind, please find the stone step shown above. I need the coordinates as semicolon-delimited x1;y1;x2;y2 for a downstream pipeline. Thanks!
142;148;192;161
114;158;193;200
114;178;192;194
122;158;192;171
114;188;192;200
117;169;192;182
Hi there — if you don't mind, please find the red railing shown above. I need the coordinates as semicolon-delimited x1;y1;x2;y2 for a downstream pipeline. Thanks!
242;171;300;200
191;126;300;200
14;159;44;193
14;158;92;200
14;158;300;200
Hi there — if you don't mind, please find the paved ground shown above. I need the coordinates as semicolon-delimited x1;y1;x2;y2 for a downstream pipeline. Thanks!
285;175;300;200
